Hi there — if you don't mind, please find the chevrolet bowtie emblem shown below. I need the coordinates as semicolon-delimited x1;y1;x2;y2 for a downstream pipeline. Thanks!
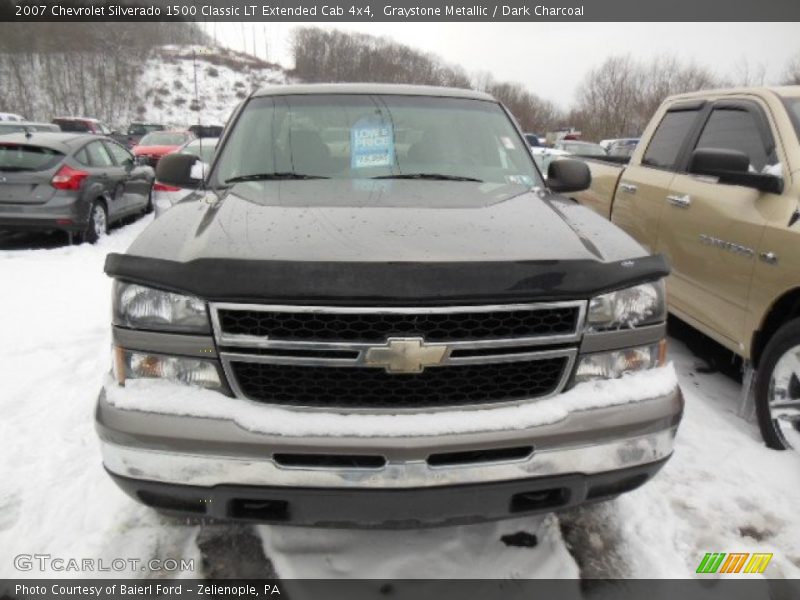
364;337;448;374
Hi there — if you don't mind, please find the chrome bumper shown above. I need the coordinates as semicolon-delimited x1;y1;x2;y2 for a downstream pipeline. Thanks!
96;385;682;490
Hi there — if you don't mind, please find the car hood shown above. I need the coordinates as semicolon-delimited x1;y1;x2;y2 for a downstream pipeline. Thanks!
109;179;665;302
132;145;180;156
126;179;647;264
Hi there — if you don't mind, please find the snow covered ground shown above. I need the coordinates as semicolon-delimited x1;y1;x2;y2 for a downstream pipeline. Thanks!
136;45;289;128
0;220;798;580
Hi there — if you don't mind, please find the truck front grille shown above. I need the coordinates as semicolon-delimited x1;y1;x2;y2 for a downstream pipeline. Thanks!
212;302;584;411
230;357;568;409
216;305;579;342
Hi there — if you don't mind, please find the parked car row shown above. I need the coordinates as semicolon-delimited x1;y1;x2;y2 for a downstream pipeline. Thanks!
0;109;225;240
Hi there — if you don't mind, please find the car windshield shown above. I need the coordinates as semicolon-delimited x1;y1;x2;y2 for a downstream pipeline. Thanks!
140;132;189;146
128;124;163;136
561;142;606;156
0;143;64;171
54;120;90;133
212;94;542;188
181;139;218;163
0;123;25;134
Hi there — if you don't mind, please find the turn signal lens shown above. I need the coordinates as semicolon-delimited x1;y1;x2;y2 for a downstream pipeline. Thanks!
574;342;665;384
113;347;221;390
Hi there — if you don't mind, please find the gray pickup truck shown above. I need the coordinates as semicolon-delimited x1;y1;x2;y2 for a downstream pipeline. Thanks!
96;84;682;527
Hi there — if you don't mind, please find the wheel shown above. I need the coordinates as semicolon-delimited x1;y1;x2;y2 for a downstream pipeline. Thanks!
144;186;154;214
82;200;108;244
755;317;800;450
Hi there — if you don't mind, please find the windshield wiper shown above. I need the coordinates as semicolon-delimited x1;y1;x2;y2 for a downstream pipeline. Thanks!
0;167;35;172
372;173;483;182
225;172;330;184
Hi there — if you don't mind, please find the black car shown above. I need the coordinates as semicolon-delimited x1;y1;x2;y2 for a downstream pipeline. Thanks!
0;132;155;243
188;124;224;139
120;122;165;149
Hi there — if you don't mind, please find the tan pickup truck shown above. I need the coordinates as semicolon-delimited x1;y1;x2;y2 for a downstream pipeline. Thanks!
573;86;800;450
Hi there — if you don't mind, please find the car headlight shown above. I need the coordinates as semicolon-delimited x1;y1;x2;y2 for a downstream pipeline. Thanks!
113;348;221;390
574;341;666;384
113;281;210;333
587;280;666;330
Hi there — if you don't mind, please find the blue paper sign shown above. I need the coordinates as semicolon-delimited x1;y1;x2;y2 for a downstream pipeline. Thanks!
351;118;394;169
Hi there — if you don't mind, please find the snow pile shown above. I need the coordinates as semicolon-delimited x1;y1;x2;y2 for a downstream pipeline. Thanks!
259;514;580;580
560;337;800;579
135;45;289;128
104;366;677;438
0;220;205;578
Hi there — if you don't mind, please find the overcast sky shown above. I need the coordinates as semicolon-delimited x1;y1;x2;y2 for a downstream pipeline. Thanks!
202;22;799;108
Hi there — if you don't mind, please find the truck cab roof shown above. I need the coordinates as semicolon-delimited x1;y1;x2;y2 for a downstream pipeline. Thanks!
252;83;495;102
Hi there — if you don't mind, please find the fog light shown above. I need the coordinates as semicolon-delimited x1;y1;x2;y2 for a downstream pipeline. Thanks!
574;340;666;384
113;347;221;389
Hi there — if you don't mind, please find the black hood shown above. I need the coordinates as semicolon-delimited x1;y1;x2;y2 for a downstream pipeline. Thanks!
106;180;667;304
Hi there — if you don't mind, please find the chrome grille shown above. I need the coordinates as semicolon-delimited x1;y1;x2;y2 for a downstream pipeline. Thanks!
211;302;584;411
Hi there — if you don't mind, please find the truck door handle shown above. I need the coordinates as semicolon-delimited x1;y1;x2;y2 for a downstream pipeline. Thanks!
667;194;691;208
619;183;637;194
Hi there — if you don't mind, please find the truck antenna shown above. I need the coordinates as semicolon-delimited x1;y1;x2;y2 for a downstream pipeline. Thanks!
192;48;205;180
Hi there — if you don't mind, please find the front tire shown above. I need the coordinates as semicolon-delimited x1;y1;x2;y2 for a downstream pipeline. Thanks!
82;200;108;244
755;318;800;450
144;186;154;214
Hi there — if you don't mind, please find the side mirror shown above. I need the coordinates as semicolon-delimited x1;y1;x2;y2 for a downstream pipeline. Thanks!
547;159;591;193
155;153;202;189
689;148;783;195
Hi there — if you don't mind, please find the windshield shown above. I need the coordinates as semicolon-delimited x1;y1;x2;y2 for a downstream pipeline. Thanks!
140;132;189;146
561;142;606;156
128;123;163;136
212;94;542;188
0;143;64;171
54;119;90;133
181;139;218;163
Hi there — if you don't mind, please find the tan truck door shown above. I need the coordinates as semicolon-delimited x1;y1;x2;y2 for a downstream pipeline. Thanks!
657;101;777;351
611;105;703;254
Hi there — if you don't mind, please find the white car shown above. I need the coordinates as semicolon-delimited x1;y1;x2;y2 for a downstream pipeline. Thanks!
152;137;218;218
0;112;25;122
531;147;570;177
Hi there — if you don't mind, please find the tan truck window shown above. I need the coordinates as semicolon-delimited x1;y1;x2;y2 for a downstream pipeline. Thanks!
695;108;777;172
642;110;699;170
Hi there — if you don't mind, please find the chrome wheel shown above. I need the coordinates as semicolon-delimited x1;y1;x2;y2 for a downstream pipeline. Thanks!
768;344;800;449
92;204;107;238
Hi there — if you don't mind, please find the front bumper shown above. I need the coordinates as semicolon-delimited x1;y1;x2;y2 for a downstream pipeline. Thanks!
96;382;682;527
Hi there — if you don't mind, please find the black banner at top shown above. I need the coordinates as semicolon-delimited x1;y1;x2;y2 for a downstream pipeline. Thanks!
1;0;800;22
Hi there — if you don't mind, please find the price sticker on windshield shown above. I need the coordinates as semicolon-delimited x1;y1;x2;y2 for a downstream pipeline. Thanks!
351;118;395;169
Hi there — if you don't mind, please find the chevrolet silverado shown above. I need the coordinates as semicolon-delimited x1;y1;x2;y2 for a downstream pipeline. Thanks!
95;84;682;527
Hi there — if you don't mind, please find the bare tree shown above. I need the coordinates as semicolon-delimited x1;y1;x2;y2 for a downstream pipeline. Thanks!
571;54;720;140
782;51;800;85
729;57;767;87
291;27;470;88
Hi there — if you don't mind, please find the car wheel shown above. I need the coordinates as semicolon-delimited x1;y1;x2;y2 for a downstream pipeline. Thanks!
755;317;800;450
82;200;108;244
144;186;154;214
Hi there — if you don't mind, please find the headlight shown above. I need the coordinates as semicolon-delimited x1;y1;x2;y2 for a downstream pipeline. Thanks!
587;280;666;330
574;341;666;384
113;281;210;333
114;348;221;390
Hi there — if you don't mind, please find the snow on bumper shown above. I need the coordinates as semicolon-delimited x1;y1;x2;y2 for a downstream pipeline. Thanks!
96;366;682;490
